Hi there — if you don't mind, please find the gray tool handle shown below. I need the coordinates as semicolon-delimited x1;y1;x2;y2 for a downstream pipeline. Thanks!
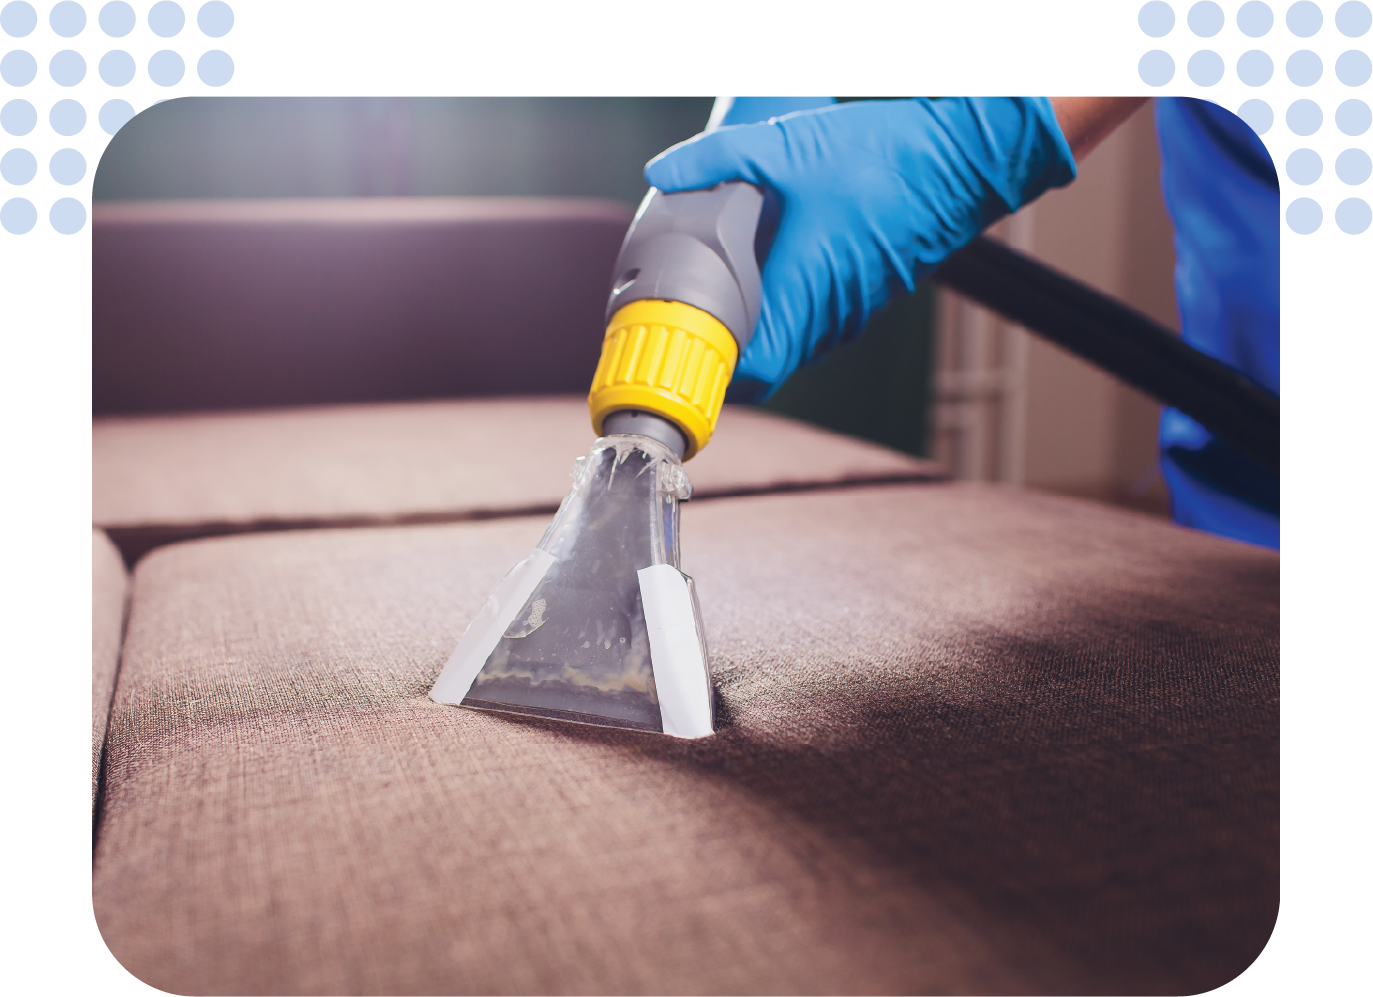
605;181;765;351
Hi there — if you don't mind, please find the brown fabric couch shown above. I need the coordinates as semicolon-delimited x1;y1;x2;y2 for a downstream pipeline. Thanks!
92;530;128;808
91;196;1278;995
93;396;943;566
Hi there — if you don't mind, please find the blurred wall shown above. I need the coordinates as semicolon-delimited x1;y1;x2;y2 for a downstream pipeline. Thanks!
93;96;939;456
1017;100;1178;515
94;97;716;204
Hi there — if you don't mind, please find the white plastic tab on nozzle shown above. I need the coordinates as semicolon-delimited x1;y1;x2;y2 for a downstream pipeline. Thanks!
638;564;714;739
430;549;557;706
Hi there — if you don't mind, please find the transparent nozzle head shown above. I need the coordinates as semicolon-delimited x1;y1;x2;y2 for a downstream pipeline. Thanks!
444;434;713;735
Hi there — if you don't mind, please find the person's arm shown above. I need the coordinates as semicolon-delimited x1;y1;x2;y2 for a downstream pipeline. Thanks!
1048;97;1149;158
645;96;1145;401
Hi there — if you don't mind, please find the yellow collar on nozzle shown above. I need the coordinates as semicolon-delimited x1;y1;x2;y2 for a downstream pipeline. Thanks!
588;299;739;461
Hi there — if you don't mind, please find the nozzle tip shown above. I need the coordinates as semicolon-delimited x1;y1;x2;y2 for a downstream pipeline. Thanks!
602;410;687;458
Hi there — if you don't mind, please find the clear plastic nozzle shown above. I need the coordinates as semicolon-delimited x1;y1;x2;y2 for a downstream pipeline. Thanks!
429;434;714;737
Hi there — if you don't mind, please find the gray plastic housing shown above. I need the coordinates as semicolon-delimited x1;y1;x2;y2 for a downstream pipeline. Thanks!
605;182;765;351
603;410;687;458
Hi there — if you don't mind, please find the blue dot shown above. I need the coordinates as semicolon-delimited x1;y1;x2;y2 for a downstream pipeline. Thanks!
147;0;183;36
1;49;36;85
1;147;36;184
49;98;85;135
1238;49;1275;84
1336;196;1372;230
148;49;184;86
98;48;134;85
1337;97;1372;132
1336;147;1373;182
1139;2;1176;36
1239;1;1276;35
1188;49;1225;85
1287;98;1324;133
98;97;134;134
0;2;36;37
49;49;85;86
49;196;85;234
197;48;232;86
98;1;134;36
1;197;35;233
1337;49;1372;84
1286;196;1323;231
1188;1;1224;35
1239;98;1275;133
1288;49;1324;83
1288;0;1324;35
1287;147;1324;183
1;98;35;135
49;1;85;36
1338;1;1372;35
197;1;232;36
1139;49;1177;85
49;147;85;185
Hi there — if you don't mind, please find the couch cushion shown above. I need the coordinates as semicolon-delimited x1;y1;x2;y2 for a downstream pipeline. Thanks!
93;396;944;564
92;530;128;808
94;484;1277;995
93;197;634;416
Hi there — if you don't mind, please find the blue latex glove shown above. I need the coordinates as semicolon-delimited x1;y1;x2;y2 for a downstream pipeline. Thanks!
645;98;1077;401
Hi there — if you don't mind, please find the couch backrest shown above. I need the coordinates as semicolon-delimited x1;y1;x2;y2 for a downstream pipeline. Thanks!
93;197;634;415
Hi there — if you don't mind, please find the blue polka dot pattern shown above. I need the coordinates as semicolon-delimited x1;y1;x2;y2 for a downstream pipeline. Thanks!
99;49;135;86
1238;1;1275;36
198;1;233;37
50;99;86;135
1;146;37;184
148;0;184;37
197;48;233;86
1287;147;1324;184
98;98;135;135
1337;1;1372;36
1287;99;1324;134
0;2;36;37
1140;49;1177;85
49;1;86;37
1336;50;1372;85
1336;148;1372;182
50;196;86;234
99;1;135;37
1335;196;1371;231
49;49;87;87
1239;49;1276;85
1287;1;1324;36
1188;1;1224;36
1286;197;1323;232
1239;99;1276;133
1336;98;1372;133
1;98;36;135
148;49;185;87
49;148;86;185
1;197;37;233
1139;2;1176;37
1188;50;1225;85
1287;49;1324;85
1;49;38;85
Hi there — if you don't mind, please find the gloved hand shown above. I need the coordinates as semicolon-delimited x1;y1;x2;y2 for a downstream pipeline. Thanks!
645;98;1077;401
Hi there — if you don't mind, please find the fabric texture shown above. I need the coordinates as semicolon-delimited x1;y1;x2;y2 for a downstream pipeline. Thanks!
1155;98;1279;548
92;530;128;808
93;397;943;564
95;484;1278;995
93;197;634;416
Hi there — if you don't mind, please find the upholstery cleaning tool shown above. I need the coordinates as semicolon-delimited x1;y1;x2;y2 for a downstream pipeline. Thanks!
429;180;764;738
